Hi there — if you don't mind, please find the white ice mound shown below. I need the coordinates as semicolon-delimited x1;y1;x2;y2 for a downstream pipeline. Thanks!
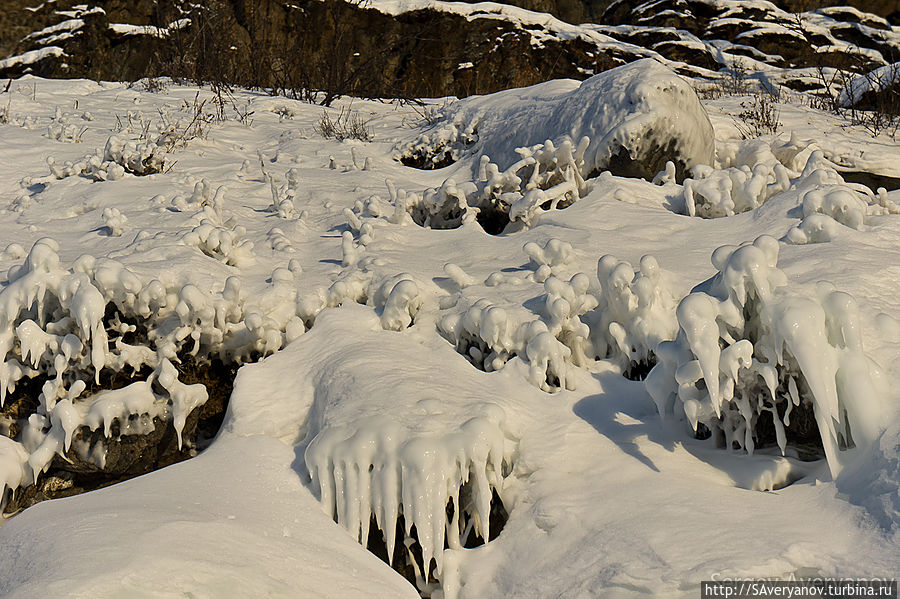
584;254;678;372
399;59;714;180
286;308;516;585
645;236;888;478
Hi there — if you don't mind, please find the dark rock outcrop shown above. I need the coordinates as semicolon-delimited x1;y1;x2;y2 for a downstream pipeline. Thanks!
3;0;899;104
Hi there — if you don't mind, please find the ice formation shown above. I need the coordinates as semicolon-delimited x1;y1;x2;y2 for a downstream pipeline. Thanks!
681;135;812;218
0;235;310;501
645;236;888;477
180;187;256;268
783;184;868;244
299;329;515;593
584;254;678;373
306;409;509;585
683;162;791;218
101;207;127;237
437;251;595;392
436;241;680;390
40;134;167;182
397;59;715;180
400;138;591;232
47;106;87;143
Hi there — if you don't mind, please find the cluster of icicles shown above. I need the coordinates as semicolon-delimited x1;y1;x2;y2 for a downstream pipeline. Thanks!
646;235;887;478
305;406;510;593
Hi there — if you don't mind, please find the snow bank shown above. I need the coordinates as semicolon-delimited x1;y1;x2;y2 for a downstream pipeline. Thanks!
0;47;65;71
397;59;714;181
645;236;888;477
108;19;191;37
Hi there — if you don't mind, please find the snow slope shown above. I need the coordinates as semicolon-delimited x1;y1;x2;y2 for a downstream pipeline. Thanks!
0;67;898;598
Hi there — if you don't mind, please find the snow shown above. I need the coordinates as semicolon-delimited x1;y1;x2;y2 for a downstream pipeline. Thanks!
837;62;900;108
108;19;192;38
0;47;65;71
0;435;420;599
0;65;898;597
21;18;84;44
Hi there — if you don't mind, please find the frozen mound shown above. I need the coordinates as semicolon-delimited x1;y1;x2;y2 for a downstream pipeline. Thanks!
0;237;304;509
681;145;885;240
645;236;889;478
680;137;813;219
397;59;714;181
32;134;168;183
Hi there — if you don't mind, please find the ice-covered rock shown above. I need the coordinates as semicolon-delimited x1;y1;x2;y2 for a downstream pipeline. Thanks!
397;59;714;181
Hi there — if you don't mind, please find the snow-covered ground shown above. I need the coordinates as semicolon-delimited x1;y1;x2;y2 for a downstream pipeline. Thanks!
0;66;898;598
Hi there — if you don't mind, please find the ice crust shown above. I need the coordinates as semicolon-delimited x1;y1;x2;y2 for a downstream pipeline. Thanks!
645;235;888;477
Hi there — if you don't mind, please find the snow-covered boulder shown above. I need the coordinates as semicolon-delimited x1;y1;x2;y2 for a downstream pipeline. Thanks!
398;59;715;181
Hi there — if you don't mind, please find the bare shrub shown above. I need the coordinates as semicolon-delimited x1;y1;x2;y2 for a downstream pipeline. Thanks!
809;50;900;139
314;105;373;141
839;63;900;139
155;92;217;151
734;90;782;138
